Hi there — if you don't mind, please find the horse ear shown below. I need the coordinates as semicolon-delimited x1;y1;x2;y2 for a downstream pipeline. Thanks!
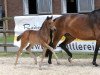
46;16;53;20
50;16;53;19
46;16;50;20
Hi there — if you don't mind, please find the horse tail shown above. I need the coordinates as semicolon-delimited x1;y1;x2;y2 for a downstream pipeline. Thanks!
17;34;22;41
17;30;31;41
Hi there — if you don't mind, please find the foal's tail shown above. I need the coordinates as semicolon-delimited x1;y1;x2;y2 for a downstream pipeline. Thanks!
17;34;22;41
17;30;31;41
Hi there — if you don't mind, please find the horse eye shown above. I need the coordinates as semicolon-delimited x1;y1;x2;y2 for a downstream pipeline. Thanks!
49;22;51;24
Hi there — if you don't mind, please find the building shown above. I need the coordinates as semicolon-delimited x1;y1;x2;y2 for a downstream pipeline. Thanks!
0;0;100;30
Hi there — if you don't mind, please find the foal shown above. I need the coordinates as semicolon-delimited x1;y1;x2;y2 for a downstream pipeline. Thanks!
14;16;59;69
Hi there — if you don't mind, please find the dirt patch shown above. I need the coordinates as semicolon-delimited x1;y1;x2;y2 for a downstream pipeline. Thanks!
0;57;100;75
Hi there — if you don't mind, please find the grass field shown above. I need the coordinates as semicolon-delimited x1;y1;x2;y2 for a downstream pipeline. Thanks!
0;35;14;43
0;51;100;59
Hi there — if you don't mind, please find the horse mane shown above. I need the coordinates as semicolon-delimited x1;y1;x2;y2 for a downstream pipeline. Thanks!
53;17;59;22
40;16;52;30
91;9;100;14
88;9;100;24
40;18;48;30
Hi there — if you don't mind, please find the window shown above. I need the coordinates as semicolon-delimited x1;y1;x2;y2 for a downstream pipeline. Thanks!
23;0;29;15
61;0;94;14
23;0;52;15
78;0;94;13
67;0;77;13
37;0;52;14
61;0;67;14
28;0;37;14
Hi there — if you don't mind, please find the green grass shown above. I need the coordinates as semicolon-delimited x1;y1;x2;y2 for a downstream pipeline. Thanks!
0;35;14;43
52;52;97;59
0;52;16;57
0;51;100;59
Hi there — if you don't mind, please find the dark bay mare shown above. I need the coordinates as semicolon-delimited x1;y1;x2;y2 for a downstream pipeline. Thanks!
46;9;100;66
14;16;59;69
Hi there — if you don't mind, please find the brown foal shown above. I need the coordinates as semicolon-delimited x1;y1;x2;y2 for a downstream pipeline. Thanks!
14;16;59;69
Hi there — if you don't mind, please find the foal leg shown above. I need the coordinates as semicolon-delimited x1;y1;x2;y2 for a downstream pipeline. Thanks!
45;44;59;64
15;41;28;66
39;48;47;70
26;44;37;64
15;46;25;66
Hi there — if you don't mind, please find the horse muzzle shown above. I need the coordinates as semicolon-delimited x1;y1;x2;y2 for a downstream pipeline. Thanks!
54;28;57;31
51;26;56;32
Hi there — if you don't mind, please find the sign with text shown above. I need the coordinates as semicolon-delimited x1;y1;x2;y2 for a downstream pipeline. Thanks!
14;15;96;52
66;40;96;52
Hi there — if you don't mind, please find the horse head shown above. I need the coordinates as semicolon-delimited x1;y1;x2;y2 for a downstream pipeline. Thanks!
46;16;56;32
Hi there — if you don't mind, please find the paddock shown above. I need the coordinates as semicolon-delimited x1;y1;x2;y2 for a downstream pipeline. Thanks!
0;57;100;75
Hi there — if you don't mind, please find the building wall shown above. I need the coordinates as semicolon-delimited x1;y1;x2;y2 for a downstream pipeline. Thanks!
7;0;23;30
0;0;1;5
7;0;23;16
0;0;3;5
95;0;100;9
1;0;100;30
0;0;5;15
52;0;61;14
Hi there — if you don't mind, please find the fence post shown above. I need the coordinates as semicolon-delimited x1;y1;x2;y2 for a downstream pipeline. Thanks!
3;20;7;52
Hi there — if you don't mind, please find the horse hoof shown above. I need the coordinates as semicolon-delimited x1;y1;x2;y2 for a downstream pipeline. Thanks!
68;57;72;63
34;60;37;65
14;63;16;66
48;64;54;67
95;64;99;67
39;67;42;70
14;63;17;66
34;62;37;65
92;62;99;67
48;61;52;64
57;61;60;65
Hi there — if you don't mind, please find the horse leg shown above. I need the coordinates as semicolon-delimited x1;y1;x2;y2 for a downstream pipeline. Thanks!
46;42;53;64
14;47;23;65
26;44;37;64
59;34;75;63
47;49;52;64
46;32;64;64
45;30;53;64
48;46;59;64
39;48;47;70
92;42;99;66
45;44;59;64
15;40;28;66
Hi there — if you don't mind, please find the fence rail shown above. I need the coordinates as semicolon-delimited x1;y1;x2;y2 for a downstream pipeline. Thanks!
0;17;14;52
0;17;13;21
0;44;15;47
0;30;14;33
0;30;15;52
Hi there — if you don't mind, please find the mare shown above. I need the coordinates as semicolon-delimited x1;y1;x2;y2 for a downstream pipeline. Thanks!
14;16;59;69
46;9;100;66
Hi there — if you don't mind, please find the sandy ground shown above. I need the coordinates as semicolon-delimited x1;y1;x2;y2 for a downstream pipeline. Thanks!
0;57;100;75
